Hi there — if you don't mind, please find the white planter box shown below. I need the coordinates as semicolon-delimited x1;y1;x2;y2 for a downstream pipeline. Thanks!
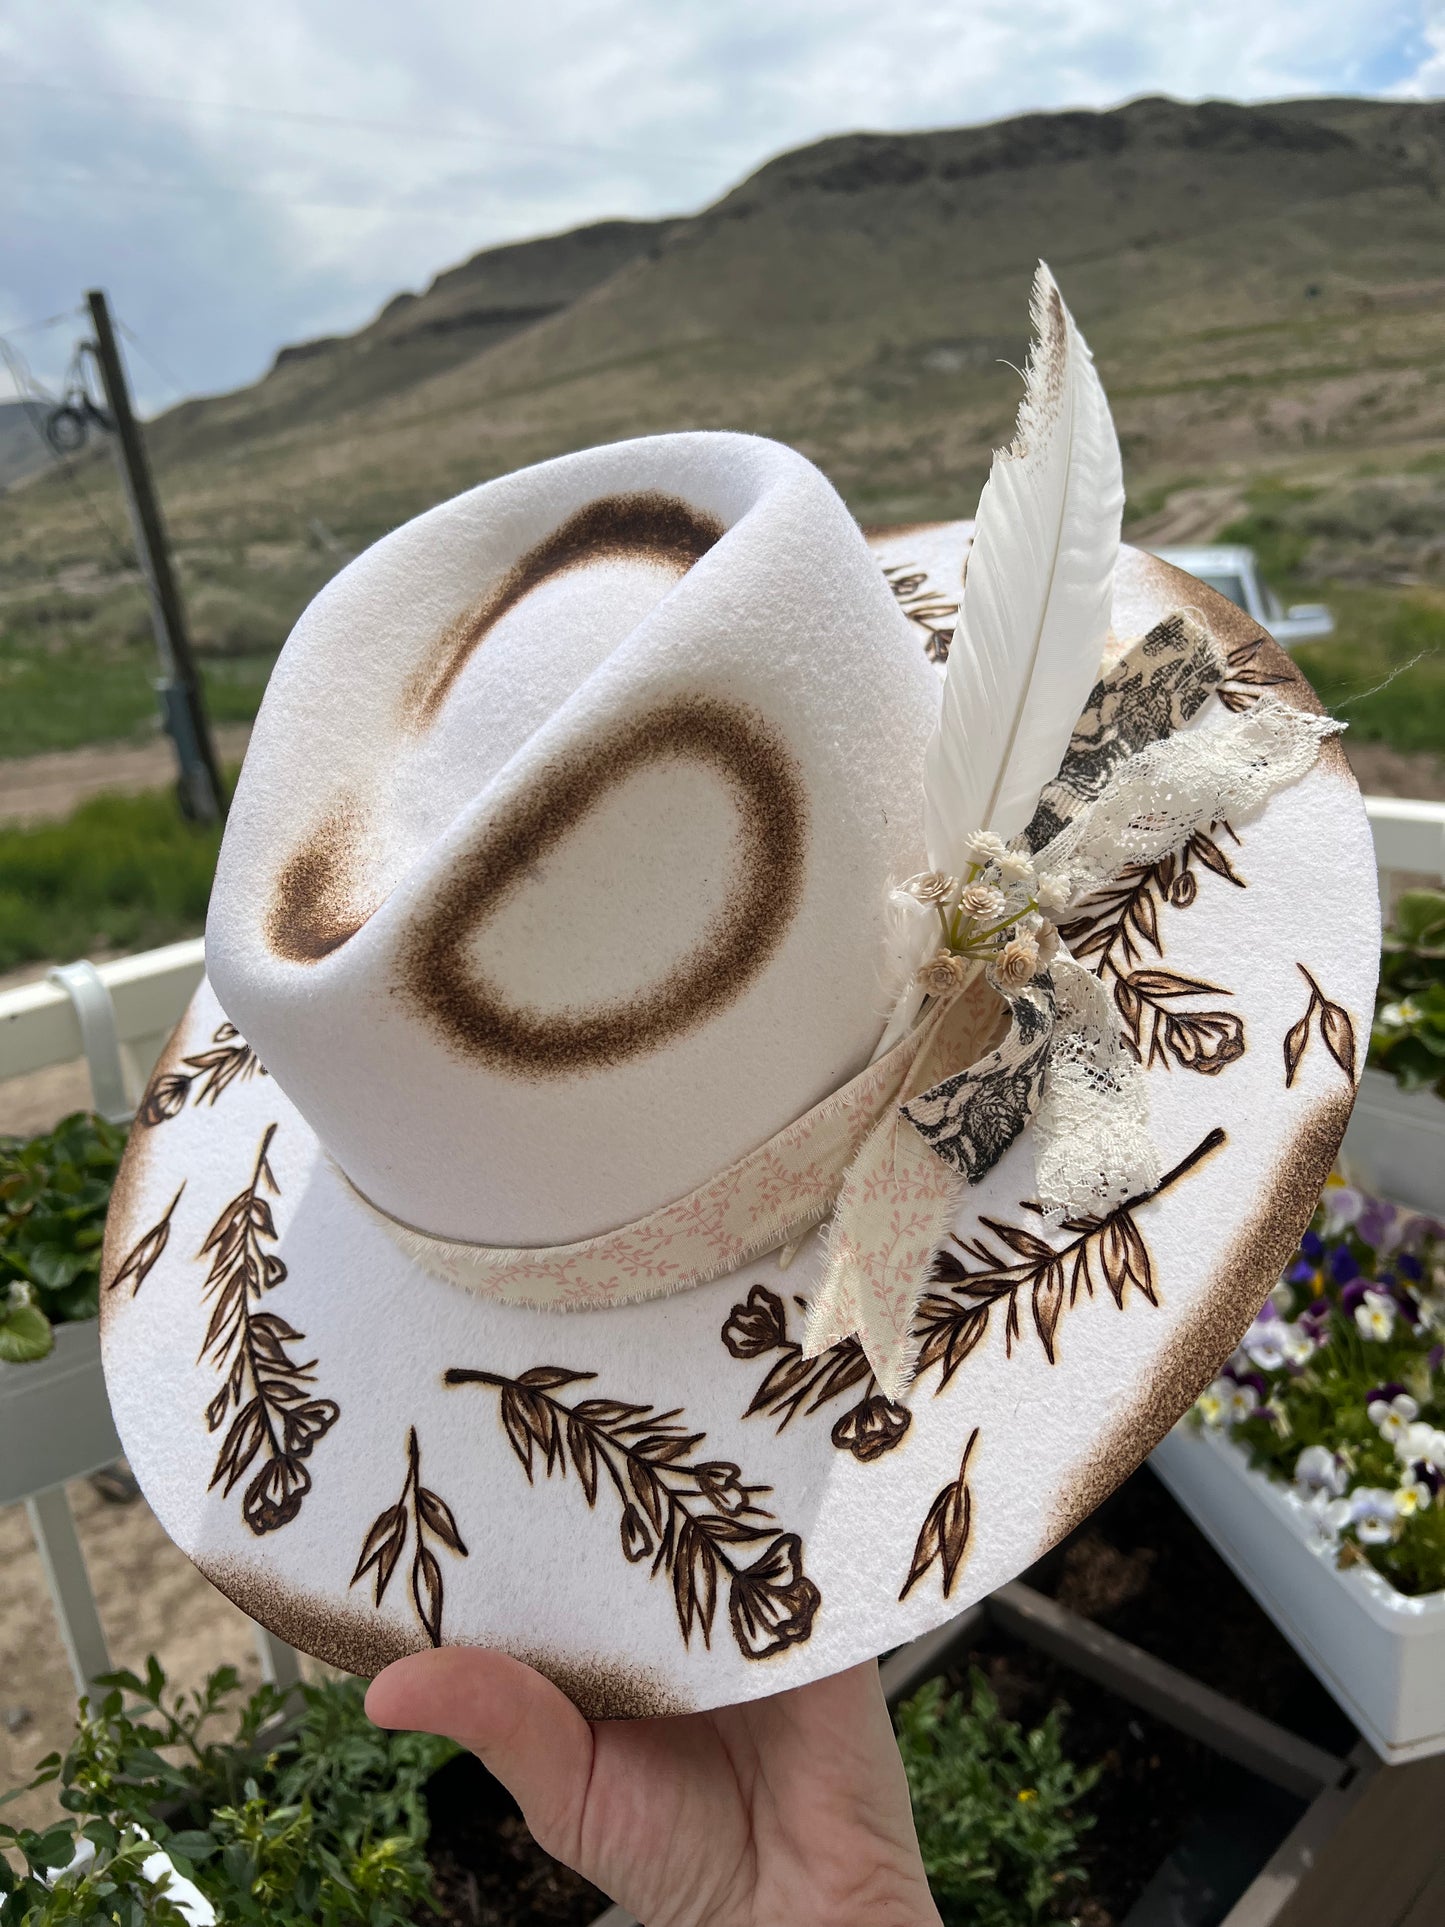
1152;1421;1445;1763
0;1317;121;1508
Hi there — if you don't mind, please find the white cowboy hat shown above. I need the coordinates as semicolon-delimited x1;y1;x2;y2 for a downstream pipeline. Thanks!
101;267;1378;1715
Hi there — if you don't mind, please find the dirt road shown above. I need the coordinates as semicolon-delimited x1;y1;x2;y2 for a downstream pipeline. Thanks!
0;725;252;825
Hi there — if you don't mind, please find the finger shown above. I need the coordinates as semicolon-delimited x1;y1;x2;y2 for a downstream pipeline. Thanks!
366;1647;594;1864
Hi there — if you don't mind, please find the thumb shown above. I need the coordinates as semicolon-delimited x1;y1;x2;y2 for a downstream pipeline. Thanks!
366;1647;594;1865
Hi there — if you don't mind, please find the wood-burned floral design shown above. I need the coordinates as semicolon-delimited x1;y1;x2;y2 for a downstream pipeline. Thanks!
883;562;957;664
901;1429;978;1601
1062;827;1244;977
1284;965;1357;1089
351;1427;468;1647
721;1284;909;1462
199;1124;339;1534
1112;970;1245;1075
443;1365;821;1660
106;1185;183;1297
916;1128;1226;1385
1217;634;1291;714
140;1023;266;1127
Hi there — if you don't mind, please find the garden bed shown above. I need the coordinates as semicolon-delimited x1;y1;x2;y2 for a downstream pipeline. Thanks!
396;1466;1356;1927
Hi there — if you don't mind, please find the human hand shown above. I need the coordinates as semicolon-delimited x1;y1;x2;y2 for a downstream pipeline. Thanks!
366;1649;942;1927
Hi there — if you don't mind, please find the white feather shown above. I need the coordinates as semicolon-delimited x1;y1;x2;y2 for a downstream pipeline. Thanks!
923;262;1124;871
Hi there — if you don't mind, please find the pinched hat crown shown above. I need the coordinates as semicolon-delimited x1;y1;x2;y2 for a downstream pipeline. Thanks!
208;433;940;1247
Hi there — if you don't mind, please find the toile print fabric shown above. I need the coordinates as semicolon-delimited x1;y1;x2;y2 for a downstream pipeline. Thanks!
102;512;1380;1719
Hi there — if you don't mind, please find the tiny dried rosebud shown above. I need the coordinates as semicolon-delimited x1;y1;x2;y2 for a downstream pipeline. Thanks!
1035;921;1061;966
997;850;1036;885
900;871;955;905
990;935;1040;991
1034;872;1072;915
956;882;1006;921
963;829;1007;865
915;951;971;996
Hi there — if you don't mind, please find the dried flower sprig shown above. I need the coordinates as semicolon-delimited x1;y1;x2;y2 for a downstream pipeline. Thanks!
911;838;1062;996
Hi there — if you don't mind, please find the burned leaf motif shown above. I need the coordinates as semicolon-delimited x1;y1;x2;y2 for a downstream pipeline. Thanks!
107;1185;184;1296
1217;635;1291;715
198;1124;339;1535
721;1284;910;1462
444;1365;820;1660
901;1430;978;1601
1115;969;1246;1076
140;1023;266;1128
1061;827;1244;986
916;1129;1224;1383
883;563;957;664
1285;965;1357;1089
351;1428;468;1647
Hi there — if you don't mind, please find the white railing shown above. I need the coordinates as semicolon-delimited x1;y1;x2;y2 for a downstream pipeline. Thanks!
1;797;1441;1697
0;935;298;1695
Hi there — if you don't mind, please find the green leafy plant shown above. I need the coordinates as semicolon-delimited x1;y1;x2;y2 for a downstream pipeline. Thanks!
1193;1184;1445;1596
898;1672;1099;1927
0;1659;457;1923
1371;889;1445;1102
0;1111;125;1362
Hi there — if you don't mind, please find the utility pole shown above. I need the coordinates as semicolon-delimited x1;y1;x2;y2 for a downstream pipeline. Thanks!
84;289;224;825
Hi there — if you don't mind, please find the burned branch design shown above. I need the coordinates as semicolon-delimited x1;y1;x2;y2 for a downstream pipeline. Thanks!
883;563;957;664
721;1284;910;1462
106;1185;184;1297
916;1127;1226;1385
1113;969;1245;1076
1061;827;1244;981
1284;965;1358;1089
901;1429;978;1601
198;1124;339;1535
1217;635;1291;715
351;1427;468;1647
444;1365;820;1660
141;1023;266;1127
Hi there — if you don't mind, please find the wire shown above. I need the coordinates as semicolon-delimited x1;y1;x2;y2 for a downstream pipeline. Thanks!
0;77;730;167
0;328;137;574
116;321;191;407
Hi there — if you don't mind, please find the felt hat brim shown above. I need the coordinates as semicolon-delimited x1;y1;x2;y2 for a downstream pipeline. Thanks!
100;539;1378;1717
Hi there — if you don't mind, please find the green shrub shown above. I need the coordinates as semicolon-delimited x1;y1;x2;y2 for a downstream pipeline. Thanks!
0;1659;456;1923
0;788;221;972
0;1112;125;1361
1372;888;1445;1102
898;1672;1099;1926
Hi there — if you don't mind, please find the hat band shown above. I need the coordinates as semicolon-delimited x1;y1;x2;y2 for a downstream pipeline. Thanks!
336;973;999;1320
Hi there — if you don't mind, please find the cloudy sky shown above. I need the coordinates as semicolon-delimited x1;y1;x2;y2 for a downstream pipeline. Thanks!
2;0;1441;411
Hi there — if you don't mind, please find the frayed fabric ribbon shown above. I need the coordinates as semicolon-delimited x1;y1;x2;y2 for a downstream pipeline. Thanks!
336;973;1004;1320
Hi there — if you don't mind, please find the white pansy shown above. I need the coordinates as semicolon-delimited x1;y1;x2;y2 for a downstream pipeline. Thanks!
1281;1325;1316;1366
1399;1422;1445;1473
1269;1279;1296;1314
1321;1495;1356;1537
1243;1318;1289;1371
1350;1488;1399;1545
1355;1290;1397;1342
1196;1379;1230;1426
1294;1444;1347;1499
1224;1381;1260;1424
5;1279;35;1310
1368;1393;1419;1446
1395;1479;1433;1518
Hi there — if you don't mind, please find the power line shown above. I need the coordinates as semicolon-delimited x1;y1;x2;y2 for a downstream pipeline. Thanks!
0;77;731;167
0;328;137;575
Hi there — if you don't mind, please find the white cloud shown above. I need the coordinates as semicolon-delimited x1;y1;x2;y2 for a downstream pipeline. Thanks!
0;0;1437;406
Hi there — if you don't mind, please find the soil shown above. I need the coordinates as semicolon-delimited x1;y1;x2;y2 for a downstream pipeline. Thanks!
0;725;252;826
417;1754;607;1927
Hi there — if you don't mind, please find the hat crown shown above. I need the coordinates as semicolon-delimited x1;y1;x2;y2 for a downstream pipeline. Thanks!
208;433;940;1245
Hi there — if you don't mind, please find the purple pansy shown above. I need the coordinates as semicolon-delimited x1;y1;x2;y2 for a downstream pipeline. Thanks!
1330;1244;1360;1286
